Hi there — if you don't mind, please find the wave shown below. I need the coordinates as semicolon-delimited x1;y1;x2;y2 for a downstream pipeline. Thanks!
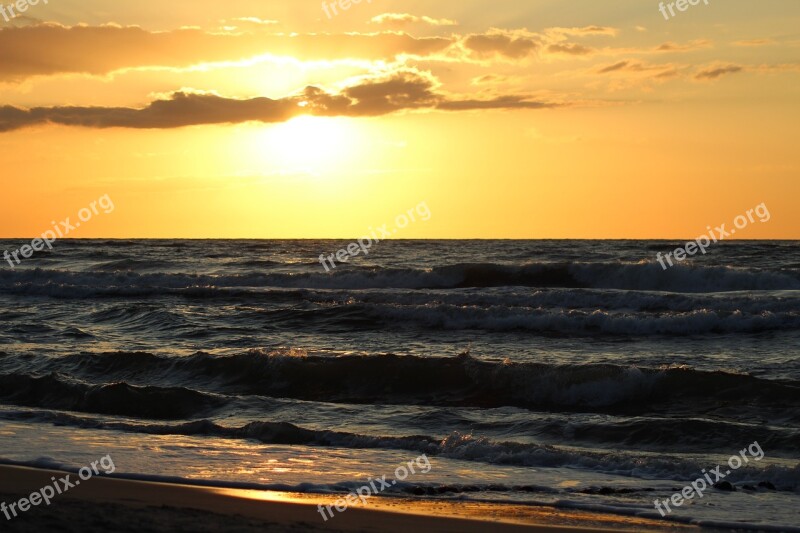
0;373;224;419
88;305;192;331
2;410;798;492
308;287;800;314
522;416;800;453
8;352;799;420
3;290;798;339
92;258;175;271
355;302;800;334
2;261;799;295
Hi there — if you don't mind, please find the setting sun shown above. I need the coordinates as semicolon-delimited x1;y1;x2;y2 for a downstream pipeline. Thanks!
255;115;360;175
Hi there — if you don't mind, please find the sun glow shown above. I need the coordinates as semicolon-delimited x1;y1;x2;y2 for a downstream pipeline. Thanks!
256;115;359;175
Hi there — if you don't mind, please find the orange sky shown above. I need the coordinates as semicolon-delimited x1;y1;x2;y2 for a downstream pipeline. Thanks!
0;0;798;238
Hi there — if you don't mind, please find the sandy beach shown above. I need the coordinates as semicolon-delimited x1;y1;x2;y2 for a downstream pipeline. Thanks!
0;466;690;532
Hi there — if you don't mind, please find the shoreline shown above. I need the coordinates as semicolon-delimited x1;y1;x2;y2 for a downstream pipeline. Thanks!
0;465;690;532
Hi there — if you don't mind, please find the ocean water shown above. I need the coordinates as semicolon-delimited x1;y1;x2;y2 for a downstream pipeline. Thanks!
0;239;798;530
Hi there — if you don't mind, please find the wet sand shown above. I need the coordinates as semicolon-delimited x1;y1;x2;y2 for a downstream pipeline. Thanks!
0;465;693;532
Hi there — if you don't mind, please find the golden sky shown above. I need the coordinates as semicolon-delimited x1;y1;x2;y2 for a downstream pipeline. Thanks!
1;0;798;238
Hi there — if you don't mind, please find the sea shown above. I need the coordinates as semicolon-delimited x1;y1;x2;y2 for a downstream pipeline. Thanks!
0;239;798;530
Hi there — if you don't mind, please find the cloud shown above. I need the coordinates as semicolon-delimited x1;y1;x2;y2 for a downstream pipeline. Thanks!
1;22;695;84
470;74;526;86
230;17;279;26
547;26;618;37
654;39;712;52
326;69;441;115
597;60;633;73
459;28;613;62
597;60;676;76
0;69;562;132
0;91;299;131
593;59;680;91
750;63;800;74
547;43;594;55
732;38;776;47
0;23;452;82
370;13;458;27
221;17;280;31
462;30;542;60
437;96;559;111
694;64;743;80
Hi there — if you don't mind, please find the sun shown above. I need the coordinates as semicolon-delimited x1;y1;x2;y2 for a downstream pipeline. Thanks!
256;115;358;175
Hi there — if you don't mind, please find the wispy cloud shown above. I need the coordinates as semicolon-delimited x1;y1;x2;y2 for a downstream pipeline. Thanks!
654;39;712;52
548;43;594;56
694;63;743;80
732;38;777;47
370;13;458;27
